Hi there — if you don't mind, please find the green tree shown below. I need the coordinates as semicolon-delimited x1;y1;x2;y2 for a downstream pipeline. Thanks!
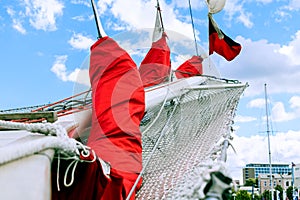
287;186;293;200
286;186;297;200
236;190;251;200
262;190;272;200
244;178;258;187
275;185;283;200
254;193;261;200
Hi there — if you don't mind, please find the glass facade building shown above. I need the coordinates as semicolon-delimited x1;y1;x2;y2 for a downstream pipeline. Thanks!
243;163;291;184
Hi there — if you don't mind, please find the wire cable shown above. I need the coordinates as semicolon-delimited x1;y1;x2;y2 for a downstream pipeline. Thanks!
188;0;199;56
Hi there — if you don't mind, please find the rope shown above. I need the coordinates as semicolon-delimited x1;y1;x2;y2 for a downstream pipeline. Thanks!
54;148;97;190
32;90;90;112
0;120;96;164
126;91;181;200
136;79;247;199
0;119;101;191
188;0;199;56
142;73;174;135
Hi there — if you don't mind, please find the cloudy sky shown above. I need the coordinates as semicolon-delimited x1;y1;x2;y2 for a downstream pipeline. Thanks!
1;0;300;182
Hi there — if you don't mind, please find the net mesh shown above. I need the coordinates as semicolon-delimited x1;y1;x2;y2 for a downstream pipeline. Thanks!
136;78;247;199
0;75;247;199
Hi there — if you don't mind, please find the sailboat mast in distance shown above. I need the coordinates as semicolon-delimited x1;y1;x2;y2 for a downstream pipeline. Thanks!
264;83;274;200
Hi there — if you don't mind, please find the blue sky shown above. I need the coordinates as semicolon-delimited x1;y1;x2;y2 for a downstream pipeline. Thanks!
1;0;300;181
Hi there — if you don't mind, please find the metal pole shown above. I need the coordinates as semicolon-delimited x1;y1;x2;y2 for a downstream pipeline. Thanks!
252;184;254;200
232;193;236;200
292;162;296;200
264;83;274;200
188;0;199;56
156;0;164;32
91;0;102;38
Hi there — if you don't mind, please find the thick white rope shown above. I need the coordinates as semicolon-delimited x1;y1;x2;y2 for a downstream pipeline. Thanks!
0;120;78;157
142;71;175;135
0;119;101;190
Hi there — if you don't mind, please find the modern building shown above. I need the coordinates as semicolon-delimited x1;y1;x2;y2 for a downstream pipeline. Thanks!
294;163;300;188
243;163;292;184
258;174;292;194
292;163;300;198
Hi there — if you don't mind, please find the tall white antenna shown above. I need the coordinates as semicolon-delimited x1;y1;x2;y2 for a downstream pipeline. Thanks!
264;83;274;200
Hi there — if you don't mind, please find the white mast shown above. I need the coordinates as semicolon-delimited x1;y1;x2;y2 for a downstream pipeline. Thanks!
264;83;274;200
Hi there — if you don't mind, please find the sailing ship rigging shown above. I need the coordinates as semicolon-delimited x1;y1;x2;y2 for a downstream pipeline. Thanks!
0;0;247;199
264;83;274;200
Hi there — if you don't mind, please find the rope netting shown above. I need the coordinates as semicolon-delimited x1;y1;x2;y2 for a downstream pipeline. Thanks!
136;78;247;199
0;75;247;199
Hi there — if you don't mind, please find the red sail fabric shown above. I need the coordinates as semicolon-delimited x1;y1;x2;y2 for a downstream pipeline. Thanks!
139;32;171;87
88;36;145;199
175;55;203;79
209;17;242;61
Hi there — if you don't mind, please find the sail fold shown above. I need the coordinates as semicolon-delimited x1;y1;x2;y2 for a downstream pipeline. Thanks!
139;32;171;87
88;36;145;199
175;55;203;79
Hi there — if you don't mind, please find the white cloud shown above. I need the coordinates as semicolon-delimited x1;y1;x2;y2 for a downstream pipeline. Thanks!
247;97;300;123
99;0;195;40
271;102;295;122
72;15;86;22
70;0;91;7
223;0;253;28
23;0;64;31
278;30;300;66
67;68;90;86
268;96;300;122
68;33;95;50
218;33;300;96
12;20;27;34
6;7;26;34
289;96;300;109
6;7;15;16
247;98;264;109
51;55;90;86
237;11;253;28
51;55;68;81
256;0;273;4
227;130;300;181
283;0;300;11
274;10;292;23
235;115;257;123
97;0;113;15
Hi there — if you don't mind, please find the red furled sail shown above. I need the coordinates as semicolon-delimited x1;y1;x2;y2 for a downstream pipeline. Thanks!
209;15;242;61
88;36;145;199
139;32;171;87
175;55;203;79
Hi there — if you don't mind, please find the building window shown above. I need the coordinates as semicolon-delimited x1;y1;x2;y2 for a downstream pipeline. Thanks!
264;181;267;186
286;181;289;187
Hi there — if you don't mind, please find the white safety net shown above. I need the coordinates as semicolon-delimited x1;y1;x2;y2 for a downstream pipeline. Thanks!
136;78;247;199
